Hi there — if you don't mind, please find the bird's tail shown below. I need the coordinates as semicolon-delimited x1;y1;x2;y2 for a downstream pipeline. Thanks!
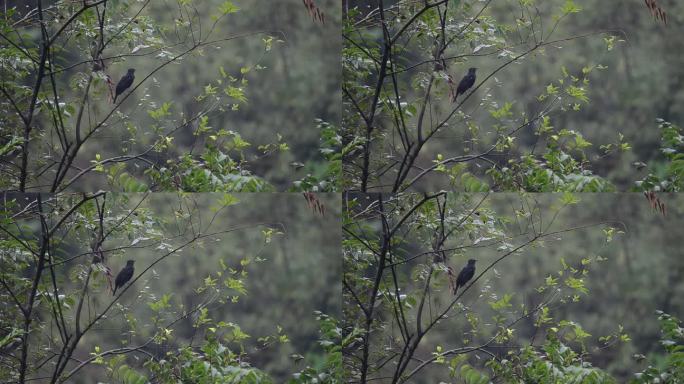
452;89;465;103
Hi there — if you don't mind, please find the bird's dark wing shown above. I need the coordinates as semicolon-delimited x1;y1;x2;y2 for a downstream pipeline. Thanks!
115;267;133;287
456;74;475;95
456;272;465;286
465;268;474;282
116;74;134;95
456;266;474;287
114;271;124;287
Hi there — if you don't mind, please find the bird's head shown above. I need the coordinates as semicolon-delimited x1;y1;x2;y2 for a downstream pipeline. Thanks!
468;67;477;74
467;259;477;265
126;259;135;266
127;68;135;74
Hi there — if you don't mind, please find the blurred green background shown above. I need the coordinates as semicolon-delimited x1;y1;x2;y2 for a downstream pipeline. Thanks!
123;0;340;190
13;0;340;190
348;0;682;190
400;193;684;381
482;1;684;189
68;193;340;382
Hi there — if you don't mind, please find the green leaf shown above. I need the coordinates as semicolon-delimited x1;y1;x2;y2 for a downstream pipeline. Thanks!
560;191;580;205
147;102;173;120
218;1;240;15
488;293;513;311
562;0;582;14
148;293;172;312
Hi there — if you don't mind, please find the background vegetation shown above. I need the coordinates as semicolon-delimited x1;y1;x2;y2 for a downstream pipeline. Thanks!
0;193;341;383
0;0;340;192
342;0;683;192
343;192;683;382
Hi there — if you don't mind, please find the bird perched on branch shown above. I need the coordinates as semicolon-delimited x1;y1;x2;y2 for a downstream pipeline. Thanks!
113;68;135;103
113;260;135;295
453;259;476;294
453;67;477;102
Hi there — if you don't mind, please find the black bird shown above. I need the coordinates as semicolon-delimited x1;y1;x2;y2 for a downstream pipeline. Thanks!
113;260;135;295
454;67;477;102
113;68;135;103
454;259;476;294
